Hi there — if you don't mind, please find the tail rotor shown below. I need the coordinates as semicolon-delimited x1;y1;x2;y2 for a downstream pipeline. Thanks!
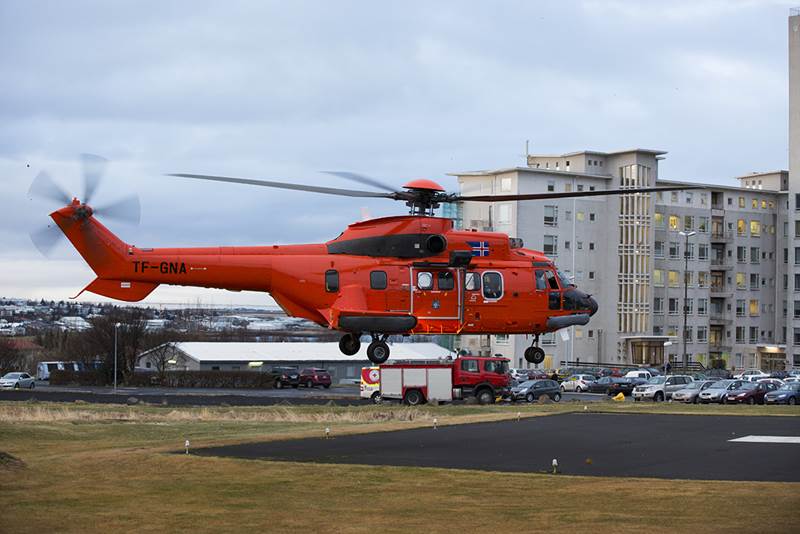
28;154;140;256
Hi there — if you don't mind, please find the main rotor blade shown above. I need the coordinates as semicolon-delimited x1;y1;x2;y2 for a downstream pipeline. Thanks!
81;153;108;204
94;195;141;225
168;173;398;199
453;185;703;202
30;224;64;257
321;171;398;193
28;171;71;205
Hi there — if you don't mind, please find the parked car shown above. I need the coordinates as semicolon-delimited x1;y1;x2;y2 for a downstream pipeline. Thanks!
733;369;770;381
508;379;561;403
784;376;800;385
757;378;784;389
0;372;35;389
705;368;733;380
698;380;745;404
633;375;694;402
609;377;648;397
560;374;596;393
298;368;331;388
764;382;800;405
509;368;530;381
624;370;652;380
272;366;300;388
587;376;623;394
671;380;716;403
725;381;780;405
769;370;789;380
526;369;549;380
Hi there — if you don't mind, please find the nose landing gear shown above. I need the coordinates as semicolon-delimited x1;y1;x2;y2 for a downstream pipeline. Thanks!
524;335;545;364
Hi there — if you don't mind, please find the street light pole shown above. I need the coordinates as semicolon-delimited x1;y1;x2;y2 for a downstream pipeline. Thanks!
114;322;121;391
678;230;696;370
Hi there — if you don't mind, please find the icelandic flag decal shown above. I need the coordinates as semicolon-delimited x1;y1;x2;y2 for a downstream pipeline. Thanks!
467;241;490;257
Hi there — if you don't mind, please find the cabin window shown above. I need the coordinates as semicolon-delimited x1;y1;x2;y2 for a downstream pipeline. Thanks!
482;272;503;299
417;271;433;290
534;270;547;290
325;270;339;292
370;271;387;290
465;272;481;291
438;271;454;291
461;359;479;372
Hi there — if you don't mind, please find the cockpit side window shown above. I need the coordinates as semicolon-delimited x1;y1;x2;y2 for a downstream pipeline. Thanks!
545;270;560;290
534;270;547;290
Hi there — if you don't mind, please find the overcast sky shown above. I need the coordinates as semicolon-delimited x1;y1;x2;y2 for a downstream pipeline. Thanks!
0;0;795;306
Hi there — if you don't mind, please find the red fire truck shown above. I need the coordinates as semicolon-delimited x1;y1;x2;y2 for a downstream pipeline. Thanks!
379;356;510;405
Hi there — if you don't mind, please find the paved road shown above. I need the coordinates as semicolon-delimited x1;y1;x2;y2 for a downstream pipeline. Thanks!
0;383;605;406
195;413;800;481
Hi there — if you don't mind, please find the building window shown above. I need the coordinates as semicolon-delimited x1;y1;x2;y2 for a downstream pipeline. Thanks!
589;242;595;251
543;205;558;226
750;273;759;290
668;271;680;287
589;213;596;222
749;299;759;316
668;298;679;315
737;219;746;235
577;211;585;222
495;334;510;345
497;203;512;224
698;272;708;288
543;235;558;256
697;327;707;343
750;220;761;236
698;244;708;261
654;297;663;314
697;298;707;316
500;177;512;192
736;326;745;344
737;246;746;263
738;196;745;208
684;215;694;231
750;247;760;264
655;241;664;258
654;212;664;227
654;269;664;286
669;242;679;259
736;299;746;317
547;181;555;192
669;215;679;230
736;272;746;289
698;217;708;233
588;271;595;280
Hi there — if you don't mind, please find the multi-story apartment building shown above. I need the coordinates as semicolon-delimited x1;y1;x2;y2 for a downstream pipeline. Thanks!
453;152;792;372
449;10;800;372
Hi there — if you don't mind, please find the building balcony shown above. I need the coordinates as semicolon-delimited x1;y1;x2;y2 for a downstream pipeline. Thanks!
709;313;732;325
708;341;732;352
710;231;734;243
710;258;733;270
710;286;732;296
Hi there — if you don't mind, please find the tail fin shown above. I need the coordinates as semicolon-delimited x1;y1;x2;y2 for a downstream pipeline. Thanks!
51;202;159;301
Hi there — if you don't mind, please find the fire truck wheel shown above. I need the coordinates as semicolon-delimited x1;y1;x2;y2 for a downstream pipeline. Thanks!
339;333;361;356
524;346;545;364
404;389;424;406
371;391;382;404
476;388;494;405
367;341;390;364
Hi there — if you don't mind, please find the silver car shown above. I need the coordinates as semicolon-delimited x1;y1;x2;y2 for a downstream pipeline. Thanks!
0;372;36;389
697;379;744;404
671;380;716;403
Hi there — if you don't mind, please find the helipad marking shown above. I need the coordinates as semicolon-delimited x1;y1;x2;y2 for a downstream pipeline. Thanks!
729;435;800;444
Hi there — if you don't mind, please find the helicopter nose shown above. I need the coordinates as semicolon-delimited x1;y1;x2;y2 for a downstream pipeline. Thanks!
588;295;598;316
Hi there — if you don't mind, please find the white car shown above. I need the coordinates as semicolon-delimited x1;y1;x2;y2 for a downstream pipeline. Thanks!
733;369;769;381
0;372;36;389
560;374;596;393
624;370;653;380
633;375;693;402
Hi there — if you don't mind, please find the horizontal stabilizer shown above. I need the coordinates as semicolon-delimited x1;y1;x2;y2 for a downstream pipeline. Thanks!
79;278;159;302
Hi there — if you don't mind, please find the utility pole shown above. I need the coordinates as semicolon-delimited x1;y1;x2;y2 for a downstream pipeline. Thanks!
114;322;121;391
678;231;696;369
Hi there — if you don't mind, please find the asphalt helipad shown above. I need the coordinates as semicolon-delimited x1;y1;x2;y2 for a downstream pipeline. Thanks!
194;413;800;481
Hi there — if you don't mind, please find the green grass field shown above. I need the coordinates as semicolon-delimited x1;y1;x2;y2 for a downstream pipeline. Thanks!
1;400;799;533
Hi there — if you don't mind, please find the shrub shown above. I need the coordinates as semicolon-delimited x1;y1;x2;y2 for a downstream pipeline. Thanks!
49;369;107;386
127;371;277;389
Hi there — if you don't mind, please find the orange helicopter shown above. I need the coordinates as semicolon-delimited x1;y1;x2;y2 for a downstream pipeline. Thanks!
29;156;697;364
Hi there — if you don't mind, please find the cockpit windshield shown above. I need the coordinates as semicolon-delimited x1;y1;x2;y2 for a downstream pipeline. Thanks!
557;270;574;288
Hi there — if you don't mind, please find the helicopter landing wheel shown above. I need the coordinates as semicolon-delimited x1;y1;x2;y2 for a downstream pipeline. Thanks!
367;340;390;364
524;346;545;365
339;333;361;356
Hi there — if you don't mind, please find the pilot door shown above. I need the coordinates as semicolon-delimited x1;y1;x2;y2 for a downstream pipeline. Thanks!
410;267;462;324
